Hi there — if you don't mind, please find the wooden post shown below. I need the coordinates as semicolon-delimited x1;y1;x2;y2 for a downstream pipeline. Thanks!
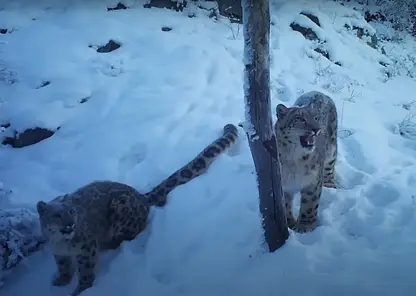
241;0;289;252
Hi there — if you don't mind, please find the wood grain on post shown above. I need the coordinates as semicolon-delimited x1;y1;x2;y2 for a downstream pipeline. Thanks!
241;0;289;252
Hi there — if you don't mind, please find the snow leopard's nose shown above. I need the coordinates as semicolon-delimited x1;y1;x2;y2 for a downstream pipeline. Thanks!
312;128;321;135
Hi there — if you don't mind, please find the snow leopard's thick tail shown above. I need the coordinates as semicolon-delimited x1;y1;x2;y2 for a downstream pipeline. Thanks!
145;124;238;207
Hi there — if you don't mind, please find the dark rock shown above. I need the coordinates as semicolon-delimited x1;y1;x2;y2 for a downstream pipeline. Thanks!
0;29;7;34
312;40;342;66
2;127;58;148
217;0;242;24
355;26;365;38
96;40;121;53
143;0;186;12
107;2;128;11
161;26;172;32
364;11;386;23
0;123;10;129
143;0;243;23
344;24;378;49
300;12;320;27
368;34;378;49
207;7;219;20
36;81;50;89
402;102;415;111
379;61;388;67
314;47;329;59
313;46;341;66
290;22;319;41
79;96;90;104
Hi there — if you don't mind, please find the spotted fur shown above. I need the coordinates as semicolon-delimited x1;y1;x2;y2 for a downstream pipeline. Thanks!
275;91;337;233
36;124;238;296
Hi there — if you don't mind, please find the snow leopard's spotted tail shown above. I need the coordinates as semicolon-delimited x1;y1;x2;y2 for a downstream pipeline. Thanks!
145;124;238;207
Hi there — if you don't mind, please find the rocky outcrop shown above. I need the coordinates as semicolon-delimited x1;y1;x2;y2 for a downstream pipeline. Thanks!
95;40;121;53
2;127;58;148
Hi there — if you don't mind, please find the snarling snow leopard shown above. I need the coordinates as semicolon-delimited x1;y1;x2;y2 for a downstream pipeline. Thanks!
36;124;238;296
274;91;337;233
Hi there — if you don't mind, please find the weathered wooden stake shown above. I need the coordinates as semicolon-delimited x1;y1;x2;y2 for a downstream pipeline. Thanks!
241;0;289;252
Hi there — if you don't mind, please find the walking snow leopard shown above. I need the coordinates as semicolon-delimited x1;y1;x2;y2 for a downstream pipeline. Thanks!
36;124;238;296
275;91;337;233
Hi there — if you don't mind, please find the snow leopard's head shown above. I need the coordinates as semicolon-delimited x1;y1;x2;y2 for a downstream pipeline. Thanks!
275;103;321;153
36;199;77;241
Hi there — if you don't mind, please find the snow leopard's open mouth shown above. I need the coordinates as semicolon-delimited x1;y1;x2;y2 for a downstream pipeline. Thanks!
299;134;315;148
60;224;75;235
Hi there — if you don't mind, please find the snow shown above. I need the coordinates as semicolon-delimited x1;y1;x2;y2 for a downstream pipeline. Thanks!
1;0;416;295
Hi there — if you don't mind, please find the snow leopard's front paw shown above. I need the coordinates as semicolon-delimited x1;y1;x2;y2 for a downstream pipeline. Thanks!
290;220;319;233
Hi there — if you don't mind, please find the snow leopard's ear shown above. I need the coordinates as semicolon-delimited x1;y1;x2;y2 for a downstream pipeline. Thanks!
36;201;48;215
276;104;289;118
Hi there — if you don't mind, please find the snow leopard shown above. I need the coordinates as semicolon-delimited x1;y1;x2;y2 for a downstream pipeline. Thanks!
274;91;338;233
36;124;238;296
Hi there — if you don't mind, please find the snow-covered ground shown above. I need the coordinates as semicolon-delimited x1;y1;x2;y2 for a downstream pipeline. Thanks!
1;0;416;295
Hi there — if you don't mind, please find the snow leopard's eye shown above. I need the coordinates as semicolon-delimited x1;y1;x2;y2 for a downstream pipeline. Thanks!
53;213;62;219
294;116;306;123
